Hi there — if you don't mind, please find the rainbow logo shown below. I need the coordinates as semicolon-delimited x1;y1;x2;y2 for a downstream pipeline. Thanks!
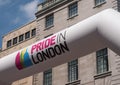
15;48;33;70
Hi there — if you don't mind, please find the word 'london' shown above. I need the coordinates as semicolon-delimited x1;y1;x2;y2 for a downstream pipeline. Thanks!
31;31;70;64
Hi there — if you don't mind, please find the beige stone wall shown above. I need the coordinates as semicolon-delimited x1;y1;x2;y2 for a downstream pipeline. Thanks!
12;76;33;85
0;20;37;85
36;0;117;40
52;64;68;85
35;0;119;85
0;0;119;85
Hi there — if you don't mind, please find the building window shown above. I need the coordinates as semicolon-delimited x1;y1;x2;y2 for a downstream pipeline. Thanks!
45;14;54;28
43;69;52;85
95;0;105;6
96;48;108;74
68;59;78;82
19;34;24;42
25;31;30;39
68;2;78;18
7;40;12;48
13;37;18;45
31;28;36;37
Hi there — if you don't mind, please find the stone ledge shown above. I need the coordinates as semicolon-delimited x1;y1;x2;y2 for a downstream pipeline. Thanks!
66;80;80;85
67;14;78;20
36;0;70;18
44;25;54;31
94;71;112;80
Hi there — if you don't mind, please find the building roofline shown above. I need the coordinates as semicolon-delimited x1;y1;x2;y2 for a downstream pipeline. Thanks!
2;19;36;38
35;0;71;18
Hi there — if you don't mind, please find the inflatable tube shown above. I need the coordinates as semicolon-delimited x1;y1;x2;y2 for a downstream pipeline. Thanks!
0;9;120;85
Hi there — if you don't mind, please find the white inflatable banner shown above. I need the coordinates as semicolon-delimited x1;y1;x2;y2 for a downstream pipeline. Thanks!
1;9;120;85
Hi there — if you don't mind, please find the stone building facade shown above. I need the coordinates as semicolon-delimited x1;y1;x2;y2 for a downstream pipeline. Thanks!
0;20;37;85
0;0;120;85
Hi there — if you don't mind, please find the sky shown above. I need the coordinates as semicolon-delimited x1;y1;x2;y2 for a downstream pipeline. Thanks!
0;0;43;48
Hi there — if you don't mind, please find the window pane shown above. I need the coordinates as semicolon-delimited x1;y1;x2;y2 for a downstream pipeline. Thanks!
46;14;54;28
25;31;30;39
95;0;105;5
69;2;78;18
96;48;108;74
68;59;78;82
31;28;36;36
19;34;24;42
13;37;17;45
44;69;52;85
7;40;12;48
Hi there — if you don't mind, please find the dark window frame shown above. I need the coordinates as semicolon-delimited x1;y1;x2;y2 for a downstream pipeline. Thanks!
96;48;109;74
19;34;24;42
45;14;54;29
43;69;52;85
13;37;18;45
68;59;78;82
25;31;30;39
95;0;106;6
7;40;12;48
31;28;36;37
68;2;78;18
